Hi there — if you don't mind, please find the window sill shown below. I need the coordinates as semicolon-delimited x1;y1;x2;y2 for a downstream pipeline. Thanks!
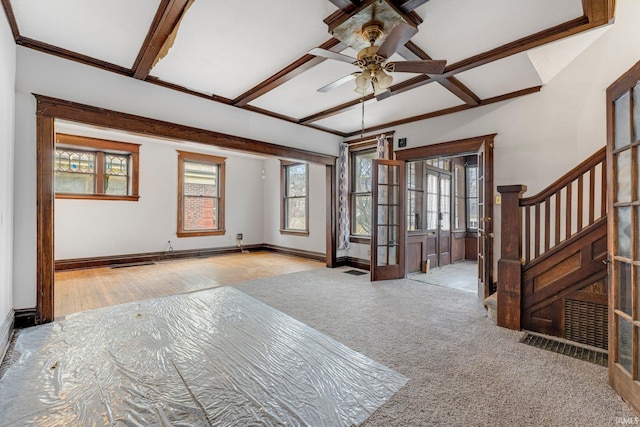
55;193;139;201
280;230;309;236
177;230;226;238
349;236;370;244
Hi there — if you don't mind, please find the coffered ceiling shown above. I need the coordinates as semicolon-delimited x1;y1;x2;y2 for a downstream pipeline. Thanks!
1;0;615;137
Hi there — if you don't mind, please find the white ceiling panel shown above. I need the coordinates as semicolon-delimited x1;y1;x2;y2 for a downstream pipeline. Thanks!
314;83;464;134
150;0;338;99
250;50;423;119
454;52;543;99
411;0;584;64
11;0;161;68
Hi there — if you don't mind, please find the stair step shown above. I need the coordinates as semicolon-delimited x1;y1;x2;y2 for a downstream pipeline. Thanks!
484;293;497;323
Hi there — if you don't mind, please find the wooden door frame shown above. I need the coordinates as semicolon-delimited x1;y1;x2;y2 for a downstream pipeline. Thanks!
34;95;338;323
396;134;496;296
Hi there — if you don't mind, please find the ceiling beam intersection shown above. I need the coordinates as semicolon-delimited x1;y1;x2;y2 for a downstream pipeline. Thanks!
397;41;480;106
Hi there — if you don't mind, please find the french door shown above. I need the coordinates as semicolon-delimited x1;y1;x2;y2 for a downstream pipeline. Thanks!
425;171;451;268
371;159;406;281
607;60;640;413
477;140;494;298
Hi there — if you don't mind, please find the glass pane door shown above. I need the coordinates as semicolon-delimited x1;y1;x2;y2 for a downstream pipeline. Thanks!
371;160;405;281
608;73;640;413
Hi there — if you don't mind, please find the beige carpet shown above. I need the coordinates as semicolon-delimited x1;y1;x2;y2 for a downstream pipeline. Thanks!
232;267;634;426
1;266;635;426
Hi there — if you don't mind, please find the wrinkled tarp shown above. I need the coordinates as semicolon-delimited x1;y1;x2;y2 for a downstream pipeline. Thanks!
0;287;407;426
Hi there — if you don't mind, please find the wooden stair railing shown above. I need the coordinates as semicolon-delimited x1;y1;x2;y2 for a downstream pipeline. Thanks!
496;147;607;333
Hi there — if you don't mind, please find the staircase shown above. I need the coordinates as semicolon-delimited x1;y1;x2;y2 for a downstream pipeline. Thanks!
495;147;608;350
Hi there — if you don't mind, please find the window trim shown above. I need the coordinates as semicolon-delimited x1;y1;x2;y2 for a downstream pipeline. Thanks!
54;133;140;201
177;150;226;238
280;161;309;236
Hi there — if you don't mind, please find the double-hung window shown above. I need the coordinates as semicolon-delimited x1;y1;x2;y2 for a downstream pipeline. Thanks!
281;162;308;234
54;134;139;200
350;149;377;237
177;151;226;237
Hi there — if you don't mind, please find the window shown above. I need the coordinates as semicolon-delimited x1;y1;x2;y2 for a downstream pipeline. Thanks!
54;134;139;200
281;162;308;234
407;161;424;231
351;149;377;237
177;151;226;237
466;166;479;229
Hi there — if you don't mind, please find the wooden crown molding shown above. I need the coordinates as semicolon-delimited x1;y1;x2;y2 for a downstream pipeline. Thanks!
0;0;19;40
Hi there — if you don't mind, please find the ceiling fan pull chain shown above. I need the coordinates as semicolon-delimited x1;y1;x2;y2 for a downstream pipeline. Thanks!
361;96;365;137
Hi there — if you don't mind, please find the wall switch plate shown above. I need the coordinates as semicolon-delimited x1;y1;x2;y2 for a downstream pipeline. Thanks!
495;195;502;205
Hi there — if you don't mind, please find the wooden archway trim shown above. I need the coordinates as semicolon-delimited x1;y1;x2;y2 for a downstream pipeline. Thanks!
35;95;338;323
395;133;497;160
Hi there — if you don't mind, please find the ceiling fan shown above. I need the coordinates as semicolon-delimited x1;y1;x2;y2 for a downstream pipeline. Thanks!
309;1;446;97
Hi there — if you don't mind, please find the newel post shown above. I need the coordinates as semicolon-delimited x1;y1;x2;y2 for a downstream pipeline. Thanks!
496;185;527;330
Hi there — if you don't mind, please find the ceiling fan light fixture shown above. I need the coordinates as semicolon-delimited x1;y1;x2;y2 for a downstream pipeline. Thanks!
376;69;393;89
355;70;371;90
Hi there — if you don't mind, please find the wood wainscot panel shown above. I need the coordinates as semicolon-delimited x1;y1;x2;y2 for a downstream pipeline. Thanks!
452;231;466;263
465;232;478;261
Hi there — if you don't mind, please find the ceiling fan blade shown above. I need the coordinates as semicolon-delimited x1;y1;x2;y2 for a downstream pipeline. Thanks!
317;73;358;93
376;21;418;59
388;60;447;74
308;48;356;64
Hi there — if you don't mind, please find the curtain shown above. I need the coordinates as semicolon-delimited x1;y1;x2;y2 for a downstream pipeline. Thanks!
376;134;386;159
338;143;350;250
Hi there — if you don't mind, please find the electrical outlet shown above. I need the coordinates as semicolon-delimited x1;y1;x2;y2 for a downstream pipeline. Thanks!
236;233;243;240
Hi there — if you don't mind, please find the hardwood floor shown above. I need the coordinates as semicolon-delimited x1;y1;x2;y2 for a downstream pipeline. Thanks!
54;251;324;319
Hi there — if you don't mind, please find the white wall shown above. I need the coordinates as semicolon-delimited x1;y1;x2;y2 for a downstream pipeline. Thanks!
0;13;15;325
13;47;340;309
348;0;640;264
262;159;327;254
55;139;265;259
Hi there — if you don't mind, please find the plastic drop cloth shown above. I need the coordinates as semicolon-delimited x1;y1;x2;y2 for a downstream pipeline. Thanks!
0;287;407;426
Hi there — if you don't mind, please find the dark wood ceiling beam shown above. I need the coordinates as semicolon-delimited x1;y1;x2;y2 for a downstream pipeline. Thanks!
1;0;20;40
344;85;542;137
233;38;346;107
16;36;133;76
397;41;480;106
395;0;431;13
132;0;191;80
299;93;374;125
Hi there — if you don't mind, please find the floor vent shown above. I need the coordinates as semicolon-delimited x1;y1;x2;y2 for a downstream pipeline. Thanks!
520;332;608;367
111;262;156;269
344;269;367;276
